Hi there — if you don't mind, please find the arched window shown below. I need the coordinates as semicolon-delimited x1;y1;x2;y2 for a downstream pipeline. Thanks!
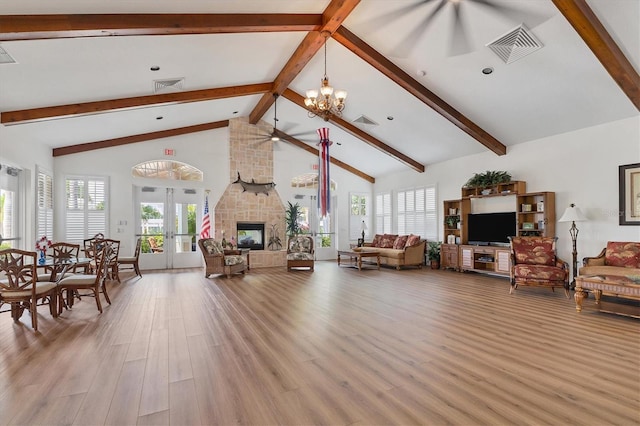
132;160;203;182
290;173;336;190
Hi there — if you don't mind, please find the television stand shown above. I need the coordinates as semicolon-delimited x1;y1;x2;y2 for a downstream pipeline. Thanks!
459;245;511;276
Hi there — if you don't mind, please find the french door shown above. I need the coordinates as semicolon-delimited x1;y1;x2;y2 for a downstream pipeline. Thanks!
307;194;337;260
135;186;200;270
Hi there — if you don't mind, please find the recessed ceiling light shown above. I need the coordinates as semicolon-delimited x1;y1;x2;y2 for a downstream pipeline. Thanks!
482;67;494;75
387;116;394;121
156;116;163;120
150;66;160;71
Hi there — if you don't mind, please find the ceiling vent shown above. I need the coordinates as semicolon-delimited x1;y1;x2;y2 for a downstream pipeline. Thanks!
0;46;16;64
154;78;185;93
486;24;543;64
352;115;379;126
141;186;156;192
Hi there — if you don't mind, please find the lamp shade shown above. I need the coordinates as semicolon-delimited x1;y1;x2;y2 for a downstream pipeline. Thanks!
360;220;368;232
559;204;587;222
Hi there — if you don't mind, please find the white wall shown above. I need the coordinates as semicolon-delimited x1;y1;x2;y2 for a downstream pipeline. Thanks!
0;124;55;248
2;115;638;260
374;115;640;263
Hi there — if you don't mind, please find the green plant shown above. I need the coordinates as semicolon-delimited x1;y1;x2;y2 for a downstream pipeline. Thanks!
445;216;459;228
427;241;441;261
285;201;302;237
464;170;512;188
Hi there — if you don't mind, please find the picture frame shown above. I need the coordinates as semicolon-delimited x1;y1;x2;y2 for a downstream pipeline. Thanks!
522;222;535;230
619;163;640;226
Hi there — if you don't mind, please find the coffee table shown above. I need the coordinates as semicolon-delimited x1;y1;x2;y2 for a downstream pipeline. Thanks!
337;250;380;271
575;274;640;317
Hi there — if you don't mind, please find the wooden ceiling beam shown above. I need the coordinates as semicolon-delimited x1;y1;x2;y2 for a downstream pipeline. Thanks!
551;0;640;110
282;89;425;173
0;14;322;41
273;129;374;183
333;26;507;156
1;83;272;125
248;0;361;124
52;120;229;157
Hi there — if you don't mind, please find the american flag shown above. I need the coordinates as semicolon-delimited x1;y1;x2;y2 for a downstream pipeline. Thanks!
200;195;210;239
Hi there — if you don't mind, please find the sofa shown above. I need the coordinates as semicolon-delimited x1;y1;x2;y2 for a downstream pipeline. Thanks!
575;241;640;315
353;234;425;270
579;241;640;277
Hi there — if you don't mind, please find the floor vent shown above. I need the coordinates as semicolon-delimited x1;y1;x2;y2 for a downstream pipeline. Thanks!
154;78;185;93
486;24;543;64
0;46;16;64
352;115;379;126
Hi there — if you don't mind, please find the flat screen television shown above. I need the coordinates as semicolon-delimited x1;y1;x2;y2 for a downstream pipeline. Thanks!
467;212;517;246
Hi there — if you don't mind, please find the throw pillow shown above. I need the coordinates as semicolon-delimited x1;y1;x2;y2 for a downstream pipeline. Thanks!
511;237;556;266
405;234;421;247
605;241;640;268
371;234;383;247
393;235;408;249
380;234;398;248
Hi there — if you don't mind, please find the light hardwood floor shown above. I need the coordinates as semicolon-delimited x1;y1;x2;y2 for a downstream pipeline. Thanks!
0;262;638;425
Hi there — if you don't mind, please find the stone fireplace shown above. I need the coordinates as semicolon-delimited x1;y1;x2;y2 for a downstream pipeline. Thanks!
214;117;287;268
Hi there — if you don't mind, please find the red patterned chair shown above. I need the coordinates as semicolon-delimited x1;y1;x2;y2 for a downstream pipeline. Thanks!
508;236;570;297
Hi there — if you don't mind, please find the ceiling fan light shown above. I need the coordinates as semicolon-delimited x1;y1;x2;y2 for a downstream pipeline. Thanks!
304;97;314;107
271;135;280;142
334;90;347;101
305;89;318;99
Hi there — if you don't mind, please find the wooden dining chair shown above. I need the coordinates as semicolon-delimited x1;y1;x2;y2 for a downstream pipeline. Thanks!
0;249;58;331
117;237;142;278
57;244;111;314
83;233;105;274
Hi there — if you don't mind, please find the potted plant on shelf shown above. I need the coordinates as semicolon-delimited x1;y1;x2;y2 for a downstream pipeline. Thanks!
464;170;512;194
427;241;441;269
445;215;460;229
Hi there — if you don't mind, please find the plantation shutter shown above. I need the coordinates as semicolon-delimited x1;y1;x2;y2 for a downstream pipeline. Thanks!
36;168;54;239
65;177;107;242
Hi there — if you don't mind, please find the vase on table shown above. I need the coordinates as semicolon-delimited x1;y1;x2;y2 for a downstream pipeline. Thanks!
38;250;46;265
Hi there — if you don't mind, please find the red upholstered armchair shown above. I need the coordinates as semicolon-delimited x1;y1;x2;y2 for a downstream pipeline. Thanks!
508;236;570;297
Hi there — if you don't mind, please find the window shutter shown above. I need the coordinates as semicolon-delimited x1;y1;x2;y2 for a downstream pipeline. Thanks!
65;177;107;243
36;168;54;238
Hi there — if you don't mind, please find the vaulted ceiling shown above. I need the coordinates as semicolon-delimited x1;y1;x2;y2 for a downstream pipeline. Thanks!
0;0;638;181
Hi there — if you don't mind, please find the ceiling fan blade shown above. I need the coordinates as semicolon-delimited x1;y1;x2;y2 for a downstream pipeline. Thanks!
392;0;448;58
449;2;472;56
471;0;550;29
362;0;437;34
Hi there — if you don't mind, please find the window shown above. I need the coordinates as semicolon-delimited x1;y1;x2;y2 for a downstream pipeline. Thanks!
65;176;108;242
375;192;391;234
349;192;370;240
36;167;54;239
397;186;437;240
0;164;21;249
132;160;203;181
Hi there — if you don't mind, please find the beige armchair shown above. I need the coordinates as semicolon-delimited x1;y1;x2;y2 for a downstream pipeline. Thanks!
198;238;247;278
287;235;314;271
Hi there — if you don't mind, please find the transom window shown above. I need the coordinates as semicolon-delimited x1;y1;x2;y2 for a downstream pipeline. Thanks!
132;160;203;181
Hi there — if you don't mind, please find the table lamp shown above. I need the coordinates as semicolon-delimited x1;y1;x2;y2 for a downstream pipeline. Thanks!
558;203;587;289
358;220;367;247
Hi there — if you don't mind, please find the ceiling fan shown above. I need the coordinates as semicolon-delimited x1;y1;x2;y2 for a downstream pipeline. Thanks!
252;94;339;148
367;0;549;57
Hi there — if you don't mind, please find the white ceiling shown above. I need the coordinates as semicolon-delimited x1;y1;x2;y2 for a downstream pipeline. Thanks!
0;0;638;179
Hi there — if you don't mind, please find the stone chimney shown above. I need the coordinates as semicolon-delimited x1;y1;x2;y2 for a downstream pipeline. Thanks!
214;117;287;268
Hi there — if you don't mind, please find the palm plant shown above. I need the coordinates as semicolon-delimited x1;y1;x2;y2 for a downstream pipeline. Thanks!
285;201;302;237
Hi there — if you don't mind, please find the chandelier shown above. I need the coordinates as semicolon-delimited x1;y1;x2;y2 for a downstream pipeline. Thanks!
304;32;347;122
